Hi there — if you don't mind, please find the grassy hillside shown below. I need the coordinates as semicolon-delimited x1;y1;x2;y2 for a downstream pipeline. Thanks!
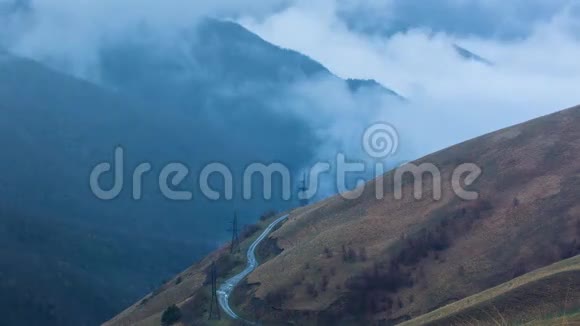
103;211;290;326
401;255;580;325
239;104;580;325
108;104;580;326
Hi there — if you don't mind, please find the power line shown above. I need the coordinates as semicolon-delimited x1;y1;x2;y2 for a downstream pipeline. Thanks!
208;262;221;320
230;211;240;254
298;173;309;207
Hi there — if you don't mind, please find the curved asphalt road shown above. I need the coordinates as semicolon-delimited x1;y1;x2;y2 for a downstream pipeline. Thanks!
217;214;289;321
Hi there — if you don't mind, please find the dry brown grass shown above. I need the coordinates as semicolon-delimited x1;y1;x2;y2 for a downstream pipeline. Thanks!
106;105;580;325
102;248;221;326
102;212;291;326
240;105;580;323
400;255;580;325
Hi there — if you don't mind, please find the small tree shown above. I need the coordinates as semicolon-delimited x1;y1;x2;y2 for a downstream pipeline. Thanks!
306;283;318;298
359;247;368;261
321;274;330;292
324;247;334;258
347;247;358;262
458;265;466;277
161;304;182;326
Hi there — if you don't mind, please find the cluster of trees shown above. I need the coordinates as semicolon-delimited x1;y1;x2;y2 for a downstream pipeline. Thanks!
562;220;580;259
284;245;371;302
296;264;329;299
264;287;290;309
338;199;496;318
395;227;450;266
345;260;414;316
341;245;368;263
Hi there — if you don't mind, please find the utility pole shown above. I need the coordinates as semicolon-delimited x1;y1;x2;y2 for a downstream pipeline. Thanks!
298;173;309;207
230;211;240;254
208;262;221;320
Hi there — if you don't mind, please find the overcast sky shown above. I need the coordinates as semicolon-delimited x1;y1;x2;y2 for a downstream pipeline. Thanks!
2;0;580;162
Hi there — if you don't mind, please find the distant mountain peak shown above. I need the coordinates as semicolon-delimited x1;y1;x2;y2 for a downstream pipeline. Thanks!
453;44;493;66
346;78;404;99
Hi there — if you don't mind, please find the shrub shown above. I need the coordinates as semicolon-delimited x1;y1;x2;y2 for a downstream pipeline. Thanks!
458;265;466;277
161;305;182;326
324;247;333;258
559;240;579;260
306;283;319;298
359;247;368;262
341;245;358;263
473;199;493;217
347;247;358;262
321;275;330;292
396;228;450;266
347;262;413;296
512;261;527;278
265;287;289;308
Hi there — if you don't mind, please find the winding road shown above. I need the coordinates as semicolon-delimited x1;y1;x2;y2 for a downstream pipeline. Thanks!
217;214;289;321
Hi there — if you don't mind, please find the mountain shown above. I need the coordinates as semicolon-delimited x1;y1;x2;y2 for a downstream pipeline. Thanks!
99;19;329;100
99;19;401;98
107;104;580;325
346;78;404;99
0;18;402;326
0;51;211;326
453;44;493;66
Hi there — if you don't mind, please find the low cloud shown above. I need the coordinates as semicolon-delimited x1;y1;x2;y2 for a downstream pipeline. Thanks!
1;0;289;77
3;0;580;195
240;0;580;160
